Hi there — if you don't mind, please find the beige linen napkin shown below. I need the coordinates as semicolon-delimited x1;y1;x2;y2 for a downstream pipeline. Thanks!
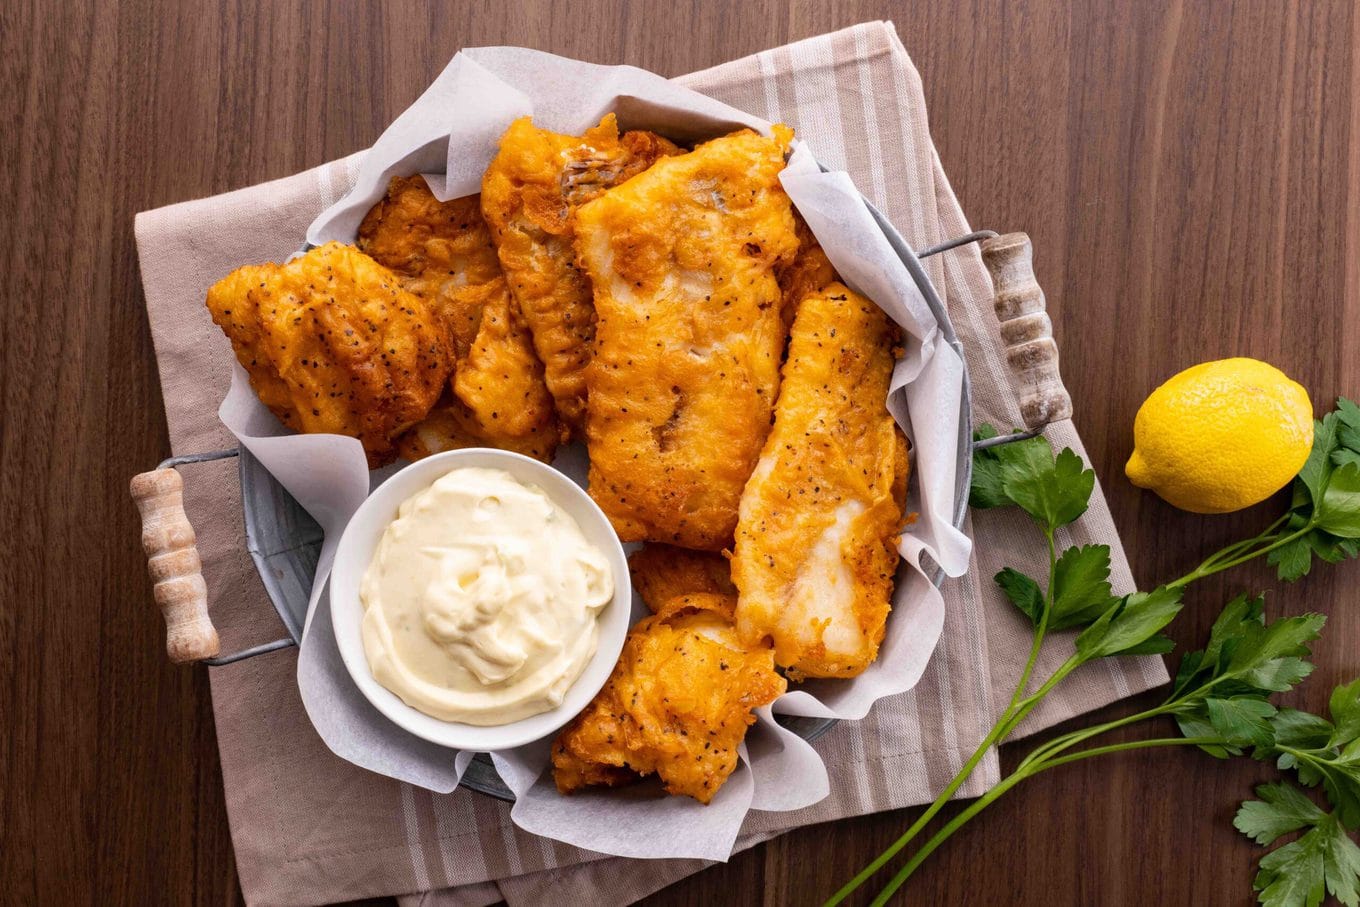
134;21;1168;907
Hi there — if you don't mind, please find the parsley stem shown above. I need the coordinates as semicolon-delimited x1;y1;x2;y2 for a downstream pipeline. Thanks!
867;767;1031;906
834;655;1085;904
1168;515;1308;589
867;735;1226;905
1014;702;1173;773
1016;672;1251;773
994;652;1085;741
1000;530;1059;725
823;703;1020;905
1274;744;1342;772
1195;537;1266;570
1029;735;1222;771
826;534;1063;907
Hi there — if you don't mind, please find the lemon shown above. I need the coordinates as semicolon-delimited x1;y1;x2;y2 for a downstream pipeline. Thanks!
1125;358;1313;514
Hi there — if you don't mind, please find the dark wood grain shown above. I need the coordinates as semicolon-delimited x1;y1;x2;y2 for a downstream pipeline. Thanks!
2;1;1357;904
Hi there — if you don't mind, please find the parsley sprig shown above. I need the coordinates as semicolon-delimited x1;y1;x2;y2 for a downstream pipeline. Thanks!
1176;398;1360;586
829;399;1360;907
1236;783;1360;907
1228;678;1360;906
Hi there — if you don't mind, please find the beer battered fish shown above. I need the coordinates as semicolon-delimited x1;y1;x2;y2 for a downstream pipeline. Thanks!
552;593;784;803
205;241;451;467
481;115;681;431
574;127;801;549
778;214;838;329
628;543;735;613
357;176;560;461
394;286;560;463
732;282;909;679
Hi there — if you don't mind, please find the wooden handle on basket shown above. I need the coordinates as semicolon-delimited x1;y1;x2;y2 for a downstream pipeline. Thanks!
980;232;1074;430
129;468;220;663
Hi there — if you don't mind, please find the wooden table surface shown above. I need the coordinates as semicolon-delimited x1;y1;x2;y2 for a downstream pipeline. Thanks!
4;1;1358;904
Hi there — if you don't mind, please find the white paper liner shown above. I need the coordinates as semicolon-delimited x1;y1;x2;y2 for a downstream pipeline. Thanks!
216;45;971;862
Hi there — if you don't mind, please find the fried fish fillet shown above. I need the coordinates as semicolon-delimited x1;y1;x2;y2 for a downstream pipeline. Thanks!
357;176;560;461
778;214;837;328
732;282;909;679
628;543;735;613
574;127;801;549
552;593;784;803
355;177;501;324
396;284;560;463
481;115;681;431
205;241;451;467
394;289;561;463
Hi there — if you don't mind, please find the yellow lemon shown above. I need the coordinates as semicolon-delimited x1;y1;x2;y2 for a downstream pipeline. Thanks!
1125;358;1313;514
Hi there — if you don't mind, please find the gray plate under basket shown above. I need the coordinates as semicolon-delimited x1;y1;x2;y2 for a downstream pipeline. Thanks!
238;197;974;803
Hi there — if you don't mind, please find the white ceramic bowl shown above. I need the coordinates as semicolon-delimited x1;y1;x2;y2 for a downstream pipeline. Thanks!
330;448;631;751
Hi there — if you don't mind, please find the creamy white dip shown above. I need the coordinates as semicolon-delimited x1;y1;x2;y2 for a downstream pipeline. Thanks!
360;467;613;726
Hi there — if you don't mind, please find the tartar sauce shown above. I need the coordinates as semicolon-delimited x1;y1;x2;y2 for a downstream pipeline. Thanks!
360;467;613;726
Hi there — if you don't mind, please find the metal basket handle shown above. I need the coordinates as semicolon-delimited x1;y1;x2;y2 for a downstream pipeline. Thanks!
130;462;222;663
130;450;296;666
979;232;1074;430
919;229;1074;448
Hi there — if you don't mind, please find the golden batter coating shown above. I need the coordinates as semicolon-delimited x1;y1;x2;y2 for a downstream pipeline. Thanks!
205;241;451;467
732;282;909;679
552;593;784;803
628;543;736;613
574;127;801;549
481;115;681;432
355;176;503;332
394;287;561;463
778;214;838;329
357;176;560;461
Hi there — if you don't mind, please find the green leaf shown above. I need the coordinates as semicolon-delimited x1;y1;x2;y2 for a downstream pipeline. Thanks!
1172;601;1329;776
1324;770;1360;833
1270;525;1360;582
1048;544;1120;630
1271;709;1337;751
1171;593;1263;697
1207;697;1278;747
1224;613;1328;679
1242;657;1317;694
1075;586;1183;660
1260;679;1360;831
1118;633;1177;655
1333;449;1360;470
1289;475;1314;514
995;568;1043;625
1001;446;1095;533
968;424;1011;509
1317;463;1360;538
1236;782;1327;845
1269;536;1314;582
1336;398;1360;453
1321;814;1360;907
1176;711;1235;758
968;425;1052;511
1268;525;1360;584
1298;413;1340;510
1173;650;1206;695
1207;594;1265;663
1330;679;1360;749
1245;798;1360;907
1307;530;1351;564
1290;756;1329;790
1255;828;1328;907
